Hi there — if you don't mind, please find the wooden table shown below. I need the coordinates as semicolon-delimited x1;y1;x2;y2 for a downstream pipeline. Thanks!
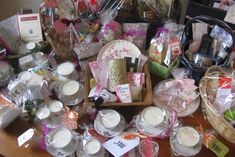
0;74;235;157
0;105;235;157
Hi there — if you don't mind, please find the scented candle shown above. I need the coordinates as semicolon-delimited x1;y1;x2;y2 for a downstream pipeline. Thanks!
84;139;101;155
51;128;72;148
61;80;80;96
36;107;51;120
141;107;165;127
49;100;63;113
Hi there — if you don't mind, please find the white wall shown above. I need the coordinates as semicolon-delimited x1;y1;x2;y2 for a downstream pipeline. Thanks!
0;0;43;20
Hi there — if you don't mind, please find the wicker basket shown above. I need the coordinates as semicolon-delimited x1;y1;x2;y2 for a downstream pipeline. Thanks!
199;66;235;144
84;63;153;107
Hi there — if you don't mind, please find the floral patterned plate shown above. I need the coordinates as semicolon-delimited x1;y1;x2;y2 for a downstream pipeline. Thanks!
97;40;141;60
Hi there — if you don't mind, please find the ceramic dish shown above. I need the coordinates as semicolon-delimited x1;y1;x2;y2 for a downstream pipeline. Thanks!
97;40;141;60
94;114;126;138
136;115;168;137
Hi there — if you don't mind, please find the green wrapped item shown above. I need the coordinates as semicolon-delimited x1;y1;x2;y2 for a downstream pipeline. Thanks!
148;57;179;79
224;106;235;122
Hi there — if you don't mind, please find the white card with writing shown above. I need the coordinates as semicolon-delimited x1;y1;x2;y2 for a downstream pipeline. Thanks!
17;128;35;147
103;135;140;157
17;13;43;42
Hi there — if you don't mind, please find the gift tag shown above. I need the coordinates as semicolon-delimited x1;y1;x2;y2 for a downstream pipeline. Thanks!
206;134;229;157
103;135;140;157
216;77;232;105
18;128;35;147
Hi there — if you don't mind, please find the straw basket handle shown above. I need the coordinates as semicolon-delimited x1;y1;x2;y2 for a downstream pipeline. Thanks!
204;66;227;77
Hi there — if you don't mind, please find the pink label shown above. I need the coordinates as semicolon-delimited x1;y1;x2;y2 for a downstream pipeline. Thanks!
128;73;145;86
116;84;132;103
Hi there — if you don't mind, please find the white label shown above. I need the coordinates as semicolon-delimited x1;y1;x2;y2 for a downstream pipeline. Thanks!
216;88;232;105
103;135;140;157
17;128;35;147
19;55;33;65
17;13;43;42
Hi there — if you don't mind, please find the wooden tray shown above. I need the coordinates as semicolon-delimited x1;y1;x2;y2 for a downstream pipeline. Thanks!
84;63;153;107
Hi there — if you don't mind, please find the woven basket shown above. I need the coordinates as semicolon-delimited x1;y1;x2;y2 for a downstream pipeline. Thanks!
199;66;235;144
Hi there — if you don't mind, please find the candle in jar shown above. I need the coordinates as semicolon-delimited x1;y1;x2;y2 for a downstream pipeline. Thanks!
51;128;72;148
62;80;80;96
57;62;75;76
176;126;200;147
49;100;63;113
142;107;165;127
36;107;51;120
84;139;101;155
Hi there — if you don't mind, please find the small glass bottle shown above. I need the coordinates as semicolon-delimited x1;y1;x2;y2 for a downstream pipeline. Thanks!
215;47;232;65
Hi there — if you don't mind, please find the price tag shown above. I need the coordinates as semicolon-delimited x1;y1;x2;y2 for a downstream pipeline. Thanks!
17;128;35;147
103;135;140;157
207;135;229;157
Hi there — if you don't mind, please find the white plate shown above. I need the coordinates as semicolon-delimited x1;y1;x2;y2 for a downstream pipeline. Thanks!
97;40;141;60
136;115;167;137
94;114;126;138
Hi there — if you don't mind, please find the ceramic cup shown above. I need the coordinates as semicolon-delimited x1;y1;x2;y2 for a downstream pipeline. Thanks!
58;80;84;106
48;100;64;115
56;62;79;80
170;126;202;157
45;127;78;156
98;109;121;129
36;106;51;121
84;139;101;155
141;107;166;128
176;126;200;147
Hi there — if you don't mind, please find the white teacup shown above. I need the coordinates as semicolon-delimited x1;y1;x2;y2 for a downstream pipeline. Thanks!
36;106;51;121
141;107;166;128
176;126;200;147
56;62;78;80
98;109;121;129
48;100;64;114
46;127;78;155
84;139;101;155
58;80;84;106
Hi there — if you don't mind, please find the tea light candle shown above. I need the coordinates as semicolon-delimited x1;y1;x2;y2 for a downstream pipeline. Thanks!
49;100;63;113
176;127;200;147
57;62;75;76
142;107;165;127
100;110;121;129
51;128;72;148
36;107;51;120
84;139;101;155
62;80;80;96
